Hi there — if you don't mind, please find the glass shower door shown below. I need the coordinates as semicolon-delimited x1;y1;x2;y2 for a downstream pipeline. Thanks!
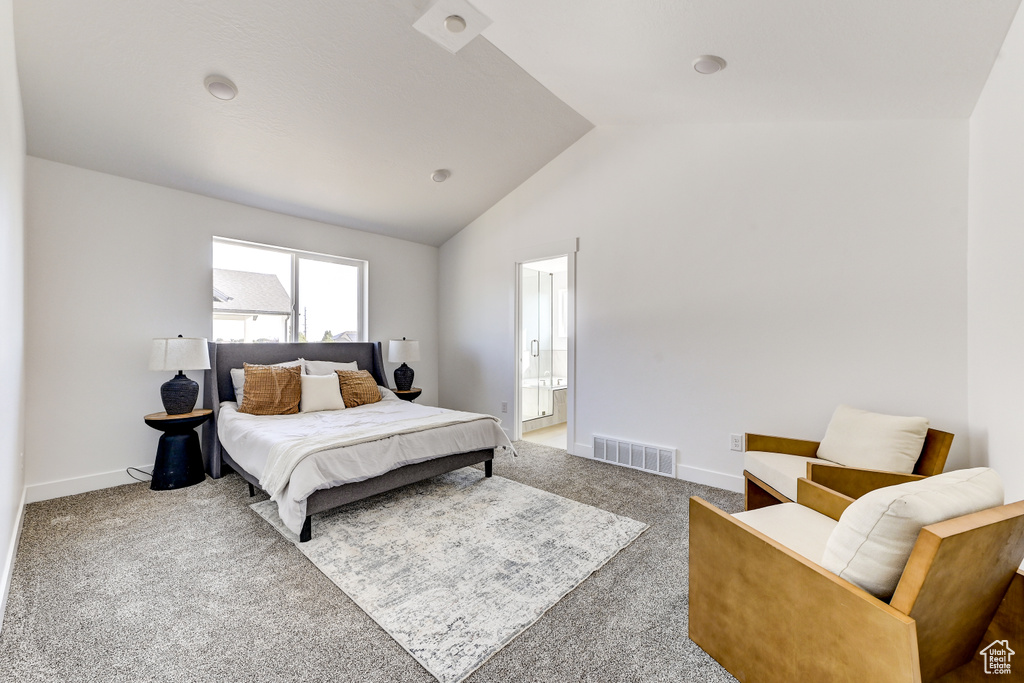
521;265;553;423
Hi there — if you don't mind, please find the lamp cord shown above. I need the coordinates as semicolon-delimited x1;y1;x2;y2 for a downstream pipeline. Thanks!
126;467;152;483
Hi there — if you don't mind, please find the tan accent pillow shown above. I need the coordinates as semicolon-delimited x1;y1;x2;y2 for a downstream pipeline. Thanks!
230;359;303;405
335;370;382;408
238;363;302;415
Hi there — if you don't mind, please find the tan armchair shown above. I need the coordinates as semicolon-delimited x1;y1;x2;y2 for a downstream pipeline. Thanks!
689;472;1024;683
744;408;953;511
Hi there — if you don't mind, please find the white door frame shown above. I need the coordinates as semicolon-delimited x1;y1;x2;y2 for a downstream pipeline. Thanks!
513;238;578;454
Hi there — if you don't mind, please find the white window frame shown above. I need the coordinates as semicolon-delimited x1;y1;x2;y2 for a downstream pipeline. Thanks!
213;236;368;342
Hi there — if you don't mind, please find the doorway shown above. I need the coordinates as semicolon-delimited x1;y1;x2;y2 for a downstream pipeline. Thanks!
517;255;571;451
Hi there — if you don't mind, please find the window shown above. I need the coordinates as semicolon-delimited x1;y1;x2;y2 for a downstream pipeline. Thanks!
212;237;366;343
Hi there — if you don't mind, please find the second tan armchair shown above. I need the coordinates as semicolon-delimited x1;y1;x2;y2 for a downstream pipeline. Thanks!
744;404;953;511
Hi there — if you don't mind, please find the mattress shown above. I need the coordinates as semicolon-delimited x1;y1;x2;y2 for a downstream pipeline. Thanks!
217;394;511;532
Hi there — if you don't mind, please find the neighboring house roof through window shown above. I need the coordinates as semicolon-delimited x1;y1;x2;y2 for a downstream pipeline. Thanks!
212;268;292;316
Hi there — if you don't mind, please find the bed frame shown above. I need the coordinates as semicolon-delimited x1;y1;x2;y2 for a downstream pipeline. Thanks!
202;341;494;542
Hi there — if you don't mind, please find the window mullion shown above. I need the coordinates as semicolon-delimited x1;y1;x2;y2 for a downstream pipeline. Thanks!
291;252;300;342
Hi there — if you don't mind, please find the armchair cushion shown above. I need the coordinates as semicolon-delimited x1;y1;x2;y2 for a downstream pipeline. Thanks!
744;451;828;501
734;503;838;564
822;467;1003;600
817;404;929;473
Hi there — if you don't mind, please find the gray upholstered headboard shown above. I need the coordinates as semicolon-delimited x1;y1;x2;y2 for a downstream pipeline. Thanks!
201;341;388;477
206;341;387;404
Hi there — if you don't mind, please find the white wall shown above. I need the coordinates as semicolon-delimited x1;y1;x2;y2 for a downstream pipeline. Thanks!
440;121;969;490
0;0;26;629
24;158;439;499
968;5;1024;504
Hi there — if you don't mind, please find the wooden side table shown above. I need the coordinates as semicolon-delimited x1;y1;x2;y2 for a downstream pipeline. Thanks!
144;409;212;490
394;388;422;402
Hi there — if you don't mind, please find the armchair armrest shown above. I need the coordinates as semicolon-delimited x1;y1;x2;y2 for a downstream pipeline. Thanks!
745;433;820;457
796;478;854;521
688;497;919;683
807;462;925;500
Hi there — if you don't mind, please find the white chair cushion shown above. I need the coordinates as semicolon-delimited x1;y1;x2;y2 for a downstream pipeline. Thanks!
816;405;929;474
822;467;1003;600
745;451;833;501
734;503;838;565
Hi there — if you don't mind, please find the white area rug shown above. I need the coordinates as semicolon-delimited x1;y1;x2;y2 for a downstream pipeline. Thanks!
251;468;648;683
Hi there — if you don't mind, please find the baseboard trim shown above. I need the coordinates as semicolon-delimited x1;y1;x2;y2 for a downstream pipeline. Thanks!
677;464;744;493
0;485;27;635
25;464;155;504
572;443;592;459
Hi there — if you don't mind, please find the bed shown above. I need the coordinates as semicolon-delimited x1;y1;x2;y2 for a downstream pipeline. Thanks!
202;341;506;542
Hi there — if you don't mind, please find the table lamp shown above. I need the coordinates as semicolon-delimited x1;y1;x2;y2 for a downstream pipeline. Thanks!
388;338;420;391
149;335;211;415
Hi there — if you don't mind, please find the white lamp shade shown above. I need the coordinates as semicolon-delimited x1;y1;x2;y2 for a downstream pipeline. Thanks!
149;337;211;372
388;339;421;363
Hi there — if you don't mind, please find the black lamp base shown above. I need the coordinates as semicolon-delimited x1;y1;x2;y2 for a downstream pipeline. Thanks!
394;363;415;392
160;372;199;415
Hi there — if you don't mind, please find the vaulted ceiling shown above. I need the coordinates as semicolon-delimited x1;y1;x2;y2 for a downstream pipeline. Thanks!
476;0;1022;123
13;0;1022;246
13;0;592;246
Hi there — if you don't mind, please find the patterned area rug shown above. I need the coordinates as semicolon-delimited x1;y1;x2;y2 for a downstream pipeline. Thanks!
251;468;648;683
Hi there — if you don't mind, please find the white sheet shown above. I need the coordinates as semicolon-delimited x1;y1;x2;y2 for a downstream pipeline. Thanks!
217;399;513;533
261;408;506;502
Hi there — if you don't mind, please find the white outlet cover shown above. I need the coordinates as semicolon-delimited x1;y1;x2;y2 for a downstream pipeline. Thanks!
413;0;492;54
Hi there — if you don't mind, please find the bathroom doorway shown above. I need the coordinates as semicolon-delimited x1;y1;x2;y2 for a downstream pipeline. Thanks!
518;255;570;450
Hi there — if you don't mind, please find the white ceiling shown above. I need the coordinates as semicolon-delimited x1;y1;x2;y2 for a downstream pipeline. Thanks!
477;0;1022;123
13;0;591;246
14;1;1022;246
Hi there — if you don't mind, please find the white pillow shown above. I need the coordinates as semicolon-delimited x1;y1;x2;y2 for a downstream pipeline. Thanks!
230;358;304;405
817;405;929;473
821;467;1003;600
299;374;346;412
378;386;399;402
305;359;359;376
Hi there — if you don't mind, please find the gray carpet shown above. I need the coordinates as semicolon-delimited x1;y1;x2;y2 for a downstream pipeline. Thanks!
0;442;742;682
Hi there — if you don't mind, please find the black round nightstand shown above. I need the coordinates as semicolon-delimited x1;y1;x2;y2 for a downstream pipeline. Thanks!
144;409;212;490
394;388;422;402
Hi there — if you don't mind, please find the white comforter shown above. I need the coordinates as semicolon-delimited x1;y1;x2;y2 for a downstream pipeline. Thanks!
217;397;512;533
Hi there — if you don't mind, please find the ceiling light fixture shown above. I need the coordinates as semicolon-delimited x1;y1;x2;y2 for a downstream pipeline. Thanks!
413;0;491;54
431;169;451;183
444;15;467;33
692;55;727;75
204;75;238;101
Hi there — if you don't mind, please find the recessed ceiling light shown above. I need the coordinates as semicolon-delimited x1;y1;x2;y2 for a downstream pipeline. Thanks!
204;75;237;101
431;169;451;183
413;0;491;54
692;55;727;75
444;15;467;33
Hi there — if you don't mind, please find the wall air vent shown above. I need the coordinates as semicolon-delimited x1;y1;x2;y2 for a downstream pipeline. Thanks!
592;436;676;478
